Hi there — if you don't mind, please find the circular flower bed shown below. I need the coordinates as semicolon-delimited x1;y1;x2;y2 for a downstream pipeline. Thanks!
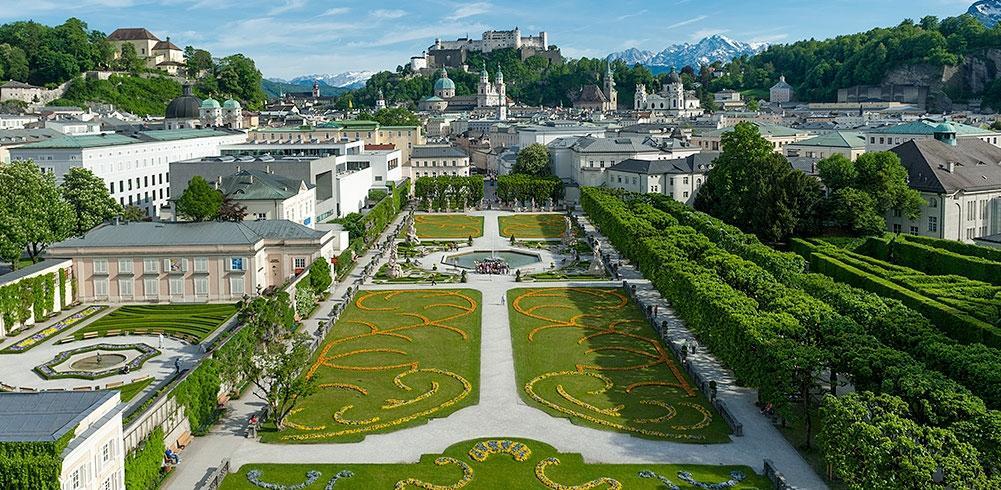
34;343;160;380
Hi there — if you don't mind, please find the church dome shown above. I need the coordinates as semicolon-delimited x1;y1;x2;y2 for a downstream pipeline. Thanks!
201;97;221;109
434;76;455;91
935;122;956;133
165;84;201;119
223;99;241;110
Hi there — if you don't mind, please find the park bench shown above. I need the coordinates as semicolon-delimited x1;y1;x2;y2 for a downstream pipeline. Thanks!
105;329;121;336
81;332;99;339
175;432;193;450
105;381;124;388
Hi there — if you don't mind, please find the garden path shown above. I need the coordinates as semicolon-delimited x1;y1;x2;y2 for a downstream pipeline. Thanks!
167;209;828;490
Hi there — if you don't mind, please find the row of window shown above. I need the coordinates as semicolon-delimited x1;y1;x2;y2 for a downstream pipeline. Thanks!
415;160;465;167
110;173;167;194
414;171;464;177
93;257;245;274
94;275;244;297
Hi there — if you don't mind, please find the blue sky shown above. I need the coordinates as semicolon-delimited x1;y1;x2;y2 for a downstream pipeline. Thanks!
0;0;979;78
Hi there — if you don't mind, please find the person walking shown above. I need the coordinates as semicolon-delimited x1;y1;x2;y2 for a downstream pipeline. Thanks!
174;357;181;374
158;333;164;348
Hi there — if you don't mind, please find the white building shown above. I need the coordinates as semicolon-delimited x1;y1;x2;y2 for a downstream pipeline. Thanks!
863;120;1001;152
634;70;703;117
216;170;317;227
430;28;547;54
9;128;247;216
409;145;470;178
548;136;699;187
45;119;102;135
0;114;38;130
0;80;46;104
605;153;718;205
0;391;125;490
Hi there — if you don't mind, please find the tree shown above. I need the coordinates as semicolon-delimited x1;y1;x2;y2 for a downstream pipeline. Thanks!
853;152;924;219
0;161;74;267
816;152;924;235
218;293;316;430
217;196;247;222
114;43;145;73
694;122;822;242
61;167;121;235
121;205;145;222
213;54;266;109
183;46;213;78
816;154;858;192
827;188;886;236
175;176;222;221
513;143;551;176
307;258;332;294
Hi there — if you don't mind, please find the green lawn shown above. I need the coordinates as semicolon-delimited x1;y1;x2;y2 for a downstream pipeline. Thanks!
508;288;731;443
118;377;154;402
414;214;484;239
73;304;237;342
221;438;768;489
263;289;481;443
498;214;567;239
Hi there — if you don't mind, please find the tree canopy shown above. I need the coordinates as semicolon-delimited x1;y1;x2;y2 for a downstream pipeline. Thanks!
176;176;223;222
512;144;551;176
817;152;924;235
694;122;823;242
0;161;74;267
61;166;122;236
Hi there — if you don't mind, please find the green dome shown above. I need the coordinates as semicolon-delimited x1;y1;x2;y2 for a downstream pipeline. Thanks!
434;76;455;91
201;98;220;109
223;99;241;110
935;122;955;133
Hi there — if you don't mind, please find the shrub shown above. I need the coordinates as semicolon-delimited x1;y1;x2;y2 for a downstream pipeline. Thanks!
124;428;164;490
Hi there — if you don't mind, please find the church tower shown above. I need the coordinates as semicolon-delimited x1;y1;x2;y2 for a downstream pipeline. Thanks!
376;89;387;110
634;83;647;110
603;64;617;111
312;80;320;98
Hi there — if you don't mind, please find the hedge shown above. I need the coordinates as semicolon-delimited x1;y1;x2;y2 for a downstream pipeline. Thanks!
0;428;74;489
171;325;255;433
861;234;1001;286
496;174;564;204
906;234;1001;263
414;176;483;211
0;272;58;332
360;178;410;244
793;238;1001;348
124;428;164;490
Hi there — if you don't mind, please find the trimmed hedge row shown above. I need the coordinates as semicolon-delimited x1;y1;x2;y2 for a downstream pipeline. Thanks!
861;234;1001;286
907;233;1001;263
582;187;1001;478
794;239;1001;348
360;178;410;244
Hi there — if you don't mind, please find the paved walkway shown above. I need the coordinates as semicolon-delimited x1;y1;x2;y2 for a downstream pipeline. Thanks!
167;209;827;489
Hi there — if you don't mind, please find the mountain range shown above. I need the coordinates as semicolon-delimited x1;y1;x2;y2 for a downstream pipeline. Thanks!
606;35;766;72
267;71;376;89
969;0;1001;27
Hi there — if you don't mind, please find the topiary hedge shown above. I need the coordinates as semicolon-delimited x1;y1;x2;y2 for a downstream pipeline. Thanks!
861;234;1001;286
0;427;74;490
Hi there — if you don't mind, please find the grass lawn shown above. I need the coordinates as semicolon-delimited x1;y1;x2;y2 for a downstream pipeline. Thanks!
118;377;154;402
508;288;731;443
498;214;566;239
414;214;484;239
73;304;237;342
221;438;769;489
263;289;481;443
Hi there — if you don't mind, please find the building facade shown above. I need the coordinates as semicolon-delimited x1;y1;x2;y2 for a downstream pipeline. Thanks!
9;129;246;216
634;70;702;117
692;122;812;154
863;120;1001;152
770;75;793;103
409;145;470;178
605;153;717;205
248;123;424;164
47;220;339;303
785;131;867;161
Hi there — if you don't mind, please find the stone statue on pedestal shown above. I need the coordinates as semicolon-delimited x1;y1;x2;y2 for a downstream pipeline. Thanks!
407;216;421;245
387;242;402;279
589;241;606;275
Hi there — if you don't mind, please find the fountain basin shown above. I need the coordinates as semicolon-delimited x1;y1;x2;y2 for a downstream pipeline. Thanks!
444;250;542;270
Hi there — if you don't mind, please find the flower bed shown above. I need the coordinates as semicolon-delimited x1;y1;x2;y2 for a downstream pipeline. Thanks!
34;343;160;380
1;305;107;353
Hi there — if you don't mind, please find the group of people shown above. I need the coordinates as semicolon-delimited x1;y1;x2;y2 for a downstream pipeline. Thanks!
474;259;510;275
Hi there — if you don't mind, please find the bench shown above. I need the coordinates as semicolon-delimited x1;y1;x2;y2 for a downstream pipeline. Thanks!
73;386;92;391
105;329;121;336
81;332;99;339
217;393;231;409
105;381;124;388
132;375;153;384
175;432;193;450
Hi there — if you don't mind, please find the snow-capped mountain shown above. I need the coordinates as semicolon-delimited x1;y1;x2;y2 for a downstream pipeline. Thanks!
268;71;375;89
969;0;1001;27
606;35;766;70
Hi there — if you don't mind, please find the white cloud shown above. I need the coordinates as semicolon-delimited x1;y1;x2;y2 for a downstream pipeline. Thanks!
358;20;488;47
267;0;307;16
319;7;350;17
616;10;647;22
689;28;729;40
667;15;707;29
450;1;491;20
371;9;407;19
748;33;788;43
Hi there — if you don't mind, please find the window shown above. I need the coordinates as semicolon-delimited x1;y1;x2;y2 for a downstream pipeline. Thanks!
230;277;245;295
118;258;133;274
143;258;158;273
893;223;902;233
71;469;81;489
103;477;112;490
929;197;938;208
169;277;183;295
893;208;902;218
194;257;208;272
967;227;975;240
118;279;133;297
94;259;109;274
967;201;976;221
294;257;307;269
194;277;208;296
909;226;918;234
230;257;245;271
683;177;689;185
683;191;689;198
102;442;111;462
95;279;109;297
144;278;158;298
928;216;938;232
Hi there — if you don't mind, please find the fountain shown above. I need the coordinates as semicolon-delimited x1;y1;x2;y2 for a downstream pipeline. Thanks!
445;250;542;271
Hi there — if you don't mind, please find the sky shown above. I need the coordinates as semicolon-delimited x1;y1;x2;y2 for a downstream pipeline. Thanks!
0;0;981;79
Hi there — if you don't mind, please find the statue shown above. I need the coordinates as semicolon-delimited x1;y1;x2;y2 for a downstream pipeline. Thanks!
561;215;575;245
589;241;606;275
387;242;403;279
546;197;554;212
407;216;421;245
423;196;432;212
530;197;537;212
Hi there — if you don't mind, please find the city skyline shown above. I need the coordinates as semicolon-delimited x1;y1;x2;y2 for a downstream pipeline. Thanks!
0;0;983;79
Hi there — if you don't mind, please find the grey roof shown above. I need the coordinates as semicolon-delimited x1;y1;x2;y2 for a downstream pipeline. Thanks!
2;80;41;89
890;138;1001;194
609;153;719;175
0;260;64;286
221;170;311;201
411;145;468;159
0;391;115;442
48;219;326;250
0;128;61;146
788;156;820;175
788;131;865;149
107;28;159;41
570;136;660;154
573;85;608;103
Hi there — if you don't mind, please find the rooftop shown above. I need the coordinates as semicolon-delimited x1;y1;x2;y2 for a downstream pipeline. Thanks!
48;219;327;250
570;136;661;154
221;170;312;201
0;391;116;443
890;138;1001;194
867;120;996;136
700;122;807;138
609;153;719;175
411;145;468;159
16;129;239;149
107;27;160;41
789;131;866;149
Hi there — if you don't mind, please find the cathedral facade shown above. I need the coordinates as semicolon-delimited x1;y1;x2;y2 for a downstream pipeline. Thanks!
634;70;703;117
419;66;509;119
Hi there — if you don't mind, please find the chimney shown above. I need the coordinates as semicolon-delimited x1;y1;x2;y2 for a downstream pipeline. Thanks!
947;161;955;173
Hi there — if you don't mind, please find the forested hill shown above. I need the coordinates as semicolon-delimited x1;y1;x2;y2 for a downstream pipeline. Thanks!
0;18;267;115
707;14;1001;109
